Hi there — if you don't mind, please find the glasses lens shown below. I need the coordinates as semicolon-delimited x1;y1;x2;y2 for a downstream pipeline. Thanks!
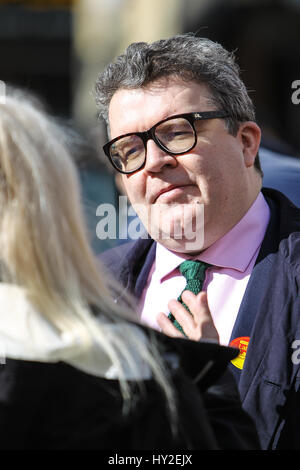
155;117;195;153
110;135;145;173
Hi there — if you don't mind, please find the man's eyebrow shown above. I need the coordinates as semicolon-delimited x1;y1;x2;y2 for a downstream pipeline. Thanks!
112;137;140;151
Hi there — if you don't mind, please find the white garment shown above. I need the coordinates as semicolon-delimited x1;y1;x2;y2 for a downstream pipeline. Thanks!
0;283;151;380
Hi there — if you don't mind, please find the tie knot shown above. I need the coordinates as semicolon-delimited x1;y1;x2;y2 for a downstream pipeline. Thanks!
168;259;211;333
179;259;211;283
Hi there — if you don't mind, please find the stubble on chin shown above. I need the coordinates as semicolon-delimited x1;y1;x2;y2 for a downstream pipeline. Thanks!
135;201;205;252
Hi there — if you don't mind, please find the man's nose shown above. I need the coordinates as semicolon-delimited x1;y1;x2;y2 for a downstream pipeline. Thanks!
144;139;177;173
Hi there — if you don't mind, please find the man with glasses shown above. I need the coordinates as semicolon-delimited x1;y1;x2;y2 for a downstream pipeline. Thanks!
95;34;300;449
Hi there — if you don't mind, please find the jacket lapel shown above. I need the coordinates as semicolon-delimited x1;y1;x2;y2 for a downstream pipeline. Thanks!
134;242;156;298
234;253;276;400
232;193;280;398
117;238;155;299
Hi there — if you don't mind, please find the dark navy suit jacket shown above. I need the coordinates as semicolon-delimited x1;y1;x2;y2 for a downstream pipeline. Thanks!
101;188;300;450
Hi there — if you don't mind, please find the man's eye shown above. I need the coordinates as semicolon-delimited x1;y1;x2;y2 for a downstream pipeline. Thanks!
174;130;191;137
125;147;140;159
165;130;193;141
112;146;136;159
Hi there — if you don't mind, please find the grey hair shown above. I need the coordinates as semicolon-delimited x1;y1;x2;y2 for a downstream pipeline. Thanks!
95;33;262;175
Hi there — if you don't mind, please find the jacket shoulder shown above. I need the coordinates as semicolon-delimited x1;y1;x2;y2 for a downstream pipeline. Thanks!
280;232;300;278
98;238;154;285
99;241;137;270
262;188;300;275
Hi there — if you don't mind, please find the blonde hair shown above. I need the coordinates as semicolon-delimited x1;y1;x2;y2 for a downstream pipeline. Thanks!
0;88;175;419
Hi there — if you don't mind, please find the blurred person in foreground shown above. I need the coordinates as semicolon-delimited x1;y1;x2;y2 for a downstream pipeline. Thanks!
0;88;258;450
95;34;300;450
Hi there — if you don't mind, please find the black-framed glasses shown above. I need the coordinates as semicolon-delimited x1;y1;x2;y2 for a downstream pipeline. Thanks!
103;110;229;174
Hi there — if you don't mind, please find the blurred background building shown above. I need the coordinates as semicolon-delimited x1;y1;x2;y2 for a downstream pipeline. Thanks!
1;0;300;252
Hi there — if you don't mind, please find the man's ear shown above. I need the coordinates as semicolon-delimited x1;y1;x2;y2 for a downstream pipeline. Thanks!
238;121;261;167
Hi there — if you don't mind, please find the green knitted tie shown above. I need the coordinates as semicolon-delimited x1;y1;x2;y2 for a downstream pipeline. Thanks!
168;259;211;335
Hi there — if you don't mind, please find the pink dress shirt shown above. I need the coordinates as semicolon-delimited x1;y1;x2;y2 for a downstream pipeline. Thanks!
139;192;270;345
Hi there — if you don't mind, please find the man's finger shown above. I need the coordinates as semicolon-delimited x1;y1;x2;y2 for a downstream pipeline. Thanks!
156;312;185;338
181;290;219;342
167;298;196;332
181;290;210;319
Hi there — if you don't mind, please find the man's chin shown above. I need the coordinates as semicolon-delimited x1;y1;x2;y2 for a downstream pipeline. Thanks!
153;234;205;254
148;219;205;253
135;202;205;252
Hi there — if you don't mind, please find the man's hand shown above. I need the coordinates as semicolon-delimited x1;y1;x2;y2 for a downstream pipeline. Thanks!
157;290;219;342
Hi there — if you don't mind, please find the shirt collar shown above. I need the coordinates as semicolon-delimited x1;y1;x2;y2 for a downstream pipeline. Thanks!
155;192;270;279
